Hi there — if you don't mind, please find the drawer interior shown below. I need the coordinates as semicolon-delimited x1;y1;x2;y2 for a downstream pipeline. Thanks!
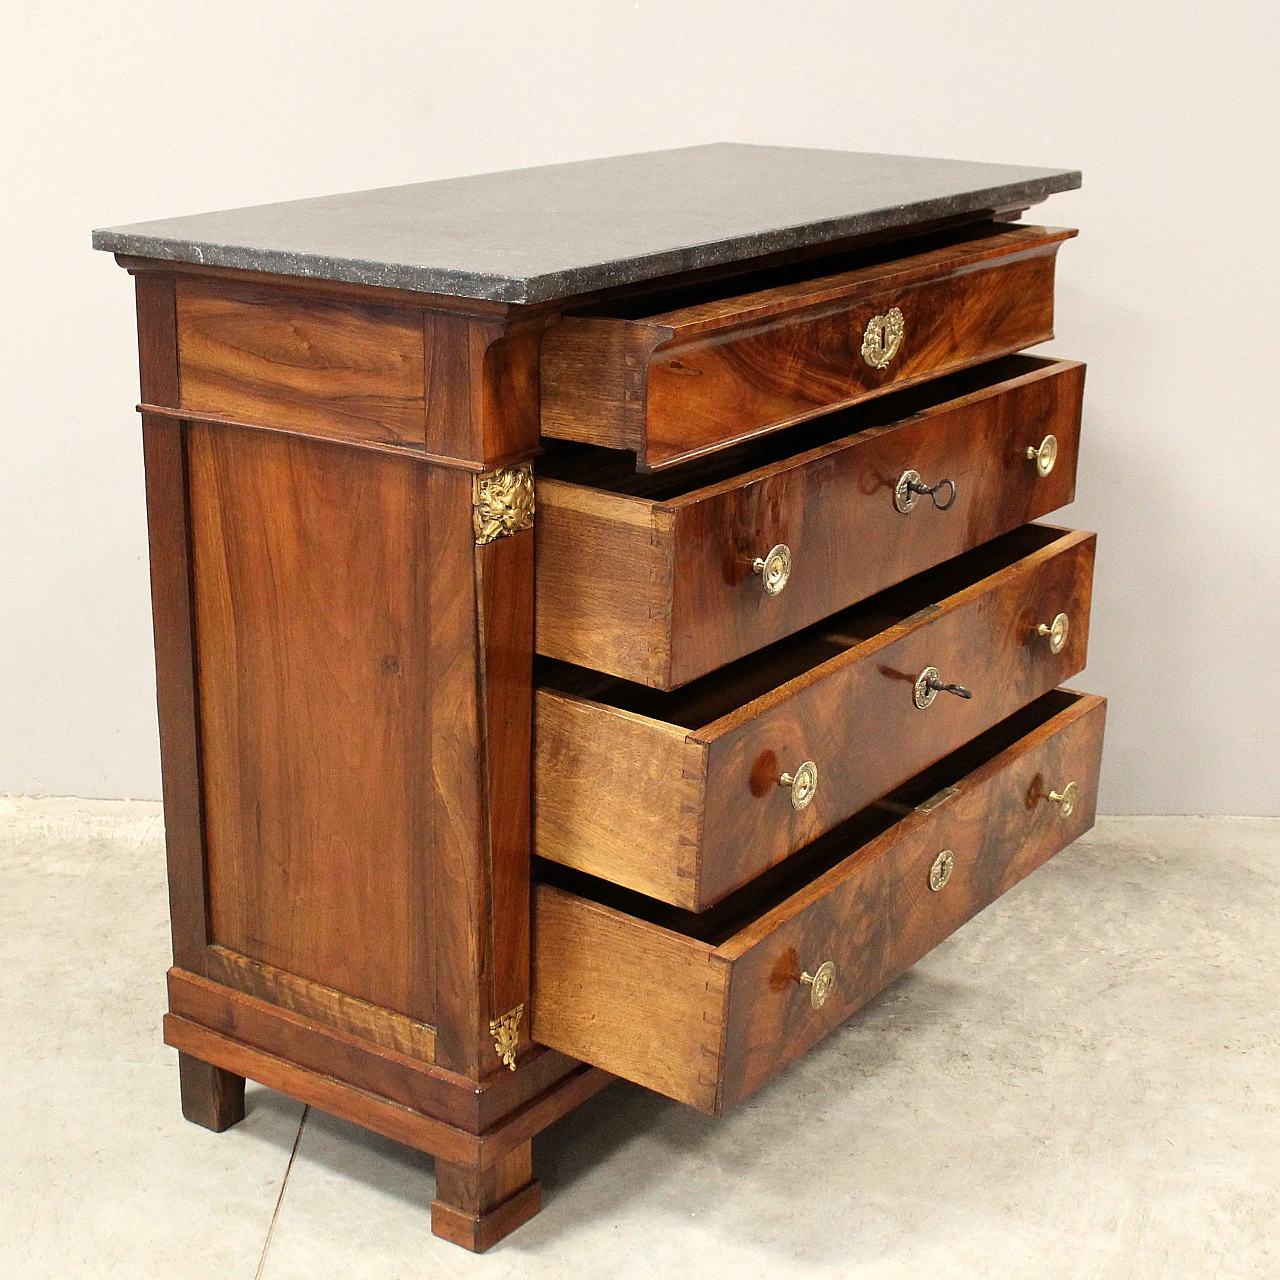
538;354;1063;499
536;686;1087;945
537;522;1071;731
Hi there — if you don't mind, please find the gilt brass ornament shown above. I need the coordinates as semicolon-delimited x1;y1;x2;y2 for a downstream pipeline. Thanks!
489;1003;524;1071
929;849;955;892
473;464;535;544
861;306;905;369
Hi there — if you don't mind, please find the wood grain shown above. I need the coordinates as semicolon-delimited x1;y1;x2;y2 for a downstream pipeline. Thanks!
532;689;1106;1114
531;888;728;1111
534;480;673;686
537;355;1086;688
177;279;427;449
541;224;1076;469
187;423;435;1021
432;1145;540;1253
178;1052;244;1132
204;945;437;1063
136;273;210;976
716;691;1107;1108
167;967;587;1132
534;525;1094;909
534;690;704;902
476;526;535;1058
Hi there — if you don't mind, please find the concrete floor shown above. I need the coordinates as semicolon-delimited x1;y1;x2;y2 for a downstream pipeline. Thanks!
3;798;1278;1279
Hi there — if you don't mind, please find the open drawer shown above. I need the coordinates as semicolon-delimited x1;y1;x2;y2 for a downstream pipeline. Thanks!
533;688;1106;1114
537;354;1085;689
535;524;1094;910
540;222;1075;470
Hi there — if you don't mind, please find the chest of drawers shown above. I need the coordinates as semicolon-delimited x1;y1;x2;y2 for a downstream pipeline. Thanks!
93;143;1100;1252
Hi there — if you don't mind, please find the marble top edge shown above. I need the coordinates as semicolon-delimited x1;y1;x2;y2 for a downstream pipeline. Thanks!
92;144;1081;305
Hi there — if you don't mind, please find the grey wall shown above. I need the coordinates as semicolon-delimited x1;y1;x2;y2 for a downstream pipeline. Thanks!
2;0;1276;813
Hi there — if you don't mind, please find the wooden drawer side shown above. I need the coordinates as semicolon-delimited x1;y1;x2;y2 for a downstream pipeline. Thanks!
534;480;674;687
531;887;729;1111
533;690;705;904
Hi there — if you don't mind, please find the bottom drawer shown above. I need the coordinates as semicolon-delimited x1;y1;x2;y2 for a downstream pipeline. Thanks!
532;688;1106;1115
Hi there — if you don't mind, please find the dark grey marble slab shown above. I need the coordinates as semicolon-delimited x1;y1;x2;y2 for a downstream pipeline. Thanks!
92;144;1079;305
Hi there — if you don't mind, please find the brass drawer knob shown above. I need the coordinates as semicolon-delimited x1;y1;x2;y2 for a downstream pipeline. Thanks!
752;543;792;595
1037;612;1070;654
894;469;957;514
1047;781;1080;819
1026;434;1059;477
862;306;905;369
779;760;818;810
800;960;836;1009
914;666;973;710
929;849;955;892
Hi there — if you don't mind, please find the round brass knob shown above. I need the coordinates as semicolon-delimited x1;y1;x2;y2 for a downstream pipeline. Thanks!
779;760;818;810
929;849;955;892
1047;781;1080;819
1037;612;1070;654
800;960;836;1009
913;666;974;710
752;544;792;596
1026;434;1059;478
894;469;957;514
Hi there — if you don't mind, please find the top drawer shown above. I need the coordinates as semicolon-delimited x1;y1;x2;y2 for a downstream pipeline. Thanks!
540;223;1076;470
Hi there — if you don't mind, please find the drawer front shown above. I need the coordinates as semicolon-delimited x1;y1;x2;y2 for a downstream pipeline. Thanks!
532;690;1107;1114
537;356;1085;689
534;526;1095;911
541;225;1075;470
700;528;1095;905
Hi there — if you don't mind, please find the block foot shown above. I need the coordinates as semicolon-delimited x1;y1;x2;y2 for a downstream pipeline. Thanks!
430;1141;541;1252
178;1050;246;1132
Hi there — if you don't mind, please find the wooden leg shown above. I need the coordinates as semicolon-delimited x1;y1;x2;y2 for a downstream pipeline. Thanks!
178;1051;246;1132
430;1141;541;1252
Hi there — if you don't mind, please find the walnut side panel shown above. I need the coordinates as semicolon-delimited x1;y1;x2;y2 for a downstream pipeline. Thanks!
187;424;435;1022
176;279;427;449
533;690;704;907
531;885;728;1111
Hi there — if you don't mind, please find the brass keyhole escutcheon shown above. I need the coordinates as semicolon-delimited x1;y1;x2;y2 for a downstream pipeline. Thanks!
929;849;954;892
1026;434;1059;478
914;666;974;710
800;960;836;1009
1038;612;1070;654
861;306;905;369
1047;781;1079;819
753;543;792;596
779;760;818;810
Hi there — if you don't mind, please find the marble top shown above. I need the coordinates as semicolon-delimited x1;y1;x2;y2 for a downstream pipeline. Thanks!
92;144;1079;305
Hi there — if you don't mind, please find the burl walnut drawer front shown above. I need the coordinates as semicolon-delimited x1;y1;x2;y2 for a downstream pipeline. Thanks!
540;223;1075;471
535;524;1094;911
537;355;1084;689
533;689;1106;1114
